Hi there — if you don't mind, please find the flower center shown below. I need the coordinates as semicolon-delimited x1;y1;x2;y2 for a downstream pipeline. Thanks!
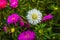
32;13;38;20
12;17;15;20
25;34;30;38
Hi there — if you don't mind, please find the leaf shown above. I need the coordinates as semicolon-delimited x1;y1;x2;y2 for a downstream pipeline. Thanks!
47;27;52;32
40;24;46;29
32;0;36;2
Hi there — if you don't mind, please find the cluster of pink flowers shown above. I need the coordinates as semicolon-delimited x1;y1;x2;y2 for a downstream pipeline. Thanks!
4;13;53;40
0;0;18;9
7;13;30;27
3;7;53;40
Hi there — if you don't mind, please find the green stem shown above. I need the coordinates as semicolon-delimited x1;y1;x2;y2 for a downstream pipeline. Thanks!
20;15;26;20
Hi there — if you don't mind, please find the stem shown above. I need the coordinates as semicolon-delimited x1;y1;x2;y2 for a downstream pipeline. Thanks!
20;15;27;21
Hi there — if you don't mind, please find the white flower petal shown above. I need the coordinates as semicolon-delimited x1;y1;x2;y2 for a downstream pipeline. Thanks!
28;20;33;24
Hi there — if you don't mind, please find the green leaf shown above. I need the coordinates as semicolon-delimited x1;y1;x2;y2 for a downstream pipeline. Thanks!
47;27;52;32
40;24;46;29
32;0;36;2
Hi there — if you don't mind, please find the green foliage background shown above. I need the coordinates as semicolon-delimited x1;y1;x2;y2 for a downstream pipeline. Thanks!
0;0;60;40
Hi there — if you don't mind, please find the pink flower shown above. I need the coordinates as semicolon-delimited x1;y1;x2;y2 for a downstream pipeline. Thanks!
0;0;7;9
10;0;18;8
3;26;8;32
25;23;30;28
20;21;25;27
18;30;36;40
42;14;53;22
7;13;21;25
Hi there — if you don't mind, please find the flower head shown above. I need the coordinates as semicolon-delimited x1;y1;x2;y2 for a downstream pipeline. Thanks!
0;0;7;9
25;23;30;28
42;14;53;21
7;13;21;25
10;0;18;8
20;21;25;27
18;30;36;40
26;9;42;25
3;26;8;32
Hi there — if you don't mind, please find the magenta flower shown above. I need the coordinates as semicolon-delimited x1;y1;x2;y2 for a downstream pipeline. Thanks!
10;0;18;8
7;13;21;25
42;14;53;21
20;21;25;27
18;30;36;40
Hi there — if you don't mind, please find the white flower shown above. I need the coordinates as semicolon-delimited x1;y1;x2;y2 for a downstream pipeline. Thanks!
26;9;42;25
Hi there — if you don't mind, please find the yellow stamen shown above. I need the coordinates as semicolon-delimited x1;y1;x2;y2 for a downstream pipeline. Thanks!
32;13;38;20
